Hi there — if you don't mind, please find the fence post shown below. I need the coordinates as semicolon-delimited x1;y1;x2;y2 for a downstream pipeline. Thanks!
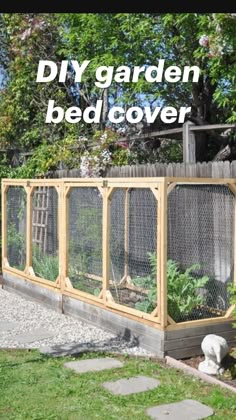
159;178;168;328
124;188;130;281
59;180;68;292
25;184;33;275
183;121;196;163
1;182;8;268
102;181;111;304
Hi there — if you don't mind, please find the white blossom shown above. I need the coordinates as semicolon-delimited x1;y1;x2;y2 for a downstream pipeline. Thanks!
199;35;209;47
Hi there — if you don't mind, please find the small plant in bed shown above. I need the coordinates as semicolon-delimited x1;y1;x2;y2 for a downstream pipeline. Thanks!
132;252;209;322
32;246;59;281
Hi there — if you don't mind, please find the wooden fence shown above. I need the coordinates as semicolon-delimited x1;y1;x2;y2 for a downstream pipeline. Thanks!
48;160;236;180
2;177;236;332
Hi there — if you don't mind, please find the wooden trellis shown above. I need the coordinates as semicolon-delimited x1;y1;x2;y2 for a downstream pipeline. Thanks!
32;186;49;253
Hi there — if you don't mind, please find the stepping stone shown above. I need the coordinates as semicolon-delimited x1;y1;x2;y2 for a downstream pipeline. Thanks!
12;328;55;344
102;375;160;395
0;321;18;331
147;399;214;419
64;357;123;373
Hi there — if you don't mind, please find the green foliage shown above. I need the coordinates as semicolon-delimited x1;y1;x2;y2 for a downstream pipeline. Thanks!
32;246;59;281
6;223;26;270
0;13;236;173
228;284;236;328
133;252;209;321
69;206;102;277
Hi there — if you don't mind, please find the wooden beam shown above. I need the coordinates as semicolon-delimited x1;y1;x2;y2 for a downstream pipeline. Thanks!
102;184;111;304
166;315;233;331
124;188;130;281
159;180;168;328
1;182;8;265
25;186;34;274
118;127;183;142
224;305;235;318
234;194;236;287
167;182;177;195
60;181;69;292
191;123;236;132
183;121;196;163
150;187;159;201
151;307;158;317
167;315;176;325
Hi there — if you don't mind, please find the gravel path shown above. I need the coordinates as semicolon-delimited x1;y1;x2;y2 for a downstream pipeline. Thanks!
0;288;152;356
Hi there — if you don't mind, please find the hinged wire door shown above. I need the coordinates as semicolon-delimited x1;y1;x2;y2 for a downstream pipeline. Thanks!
68;187;103;297
167;184;234;323
108;188;158;315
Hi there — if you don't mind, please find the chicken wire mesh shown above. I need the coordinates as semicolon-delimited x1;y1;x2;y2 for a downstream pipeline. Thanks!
167;184;234;323
68;187;103;296
32;187;59;281
6;186;27;271
109;188;158;314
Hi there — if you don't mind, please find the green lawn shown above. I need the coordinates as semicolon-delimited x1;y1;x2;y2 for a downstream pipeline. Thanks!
0;350;235;419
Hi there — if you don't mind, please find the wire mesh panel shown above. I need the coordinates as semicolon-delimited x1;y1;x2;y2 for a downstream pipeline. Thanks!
6;186;27;271
167;184;234;323
68;187;103;296
32;187;59;281
109;188;158;314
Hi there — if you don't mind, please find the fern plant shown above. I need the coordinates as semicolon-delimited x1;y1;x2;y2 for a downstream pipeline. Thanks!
133;253;209;322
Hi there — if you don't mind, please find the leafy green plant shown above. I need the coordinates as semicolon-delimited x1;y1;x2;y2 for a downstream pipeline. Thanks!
32;246;59;281
69;205;102;277
133;253;209;322
228;284;236;329
6;223;26;270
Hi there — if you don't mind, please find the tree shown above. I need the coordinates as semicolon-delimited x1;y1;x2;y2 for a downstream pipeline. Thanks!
59;13;236;161
0;13;77;151
0;13;236;173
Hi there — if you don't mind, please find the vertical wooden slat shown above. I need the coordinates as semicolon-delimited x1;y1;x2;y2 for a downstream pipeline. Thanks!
159;179;168;328
60;182;69;291
234;189;236;286
124;188;130;280
102;184;111;304
1;183;8;266
26;185;33;273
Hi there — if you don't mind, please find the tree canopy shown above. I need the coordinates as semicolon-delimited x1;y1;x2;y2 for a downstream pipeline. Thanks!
0;13;235;177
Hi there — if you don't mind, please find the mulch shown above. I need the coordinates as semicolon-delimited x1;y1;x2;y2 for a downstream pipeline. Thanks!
182;348;236;389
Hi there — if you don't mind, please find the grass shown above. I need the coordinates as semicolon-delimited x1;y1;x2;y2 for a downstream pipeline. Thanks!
0;350;235;419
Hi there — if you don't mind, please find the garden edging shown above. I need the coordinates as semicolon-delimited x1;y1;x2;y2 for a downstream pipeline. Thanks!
165;355;236;393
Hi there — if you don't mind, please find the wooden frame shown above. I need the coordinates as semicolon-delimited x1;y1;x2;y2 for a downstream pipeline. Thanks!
2;177;236;331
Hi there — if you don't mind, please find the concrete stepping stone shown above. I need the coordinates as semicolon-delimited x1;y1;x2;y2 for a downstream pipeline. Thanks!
147;399;214;419
12;328;55;344
0;321;18;331
102;375;160;395
64;357;124;373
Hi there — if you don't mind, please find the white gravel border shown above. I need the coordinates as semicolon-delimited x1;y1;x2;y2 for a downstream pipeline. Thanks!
0;287;152;356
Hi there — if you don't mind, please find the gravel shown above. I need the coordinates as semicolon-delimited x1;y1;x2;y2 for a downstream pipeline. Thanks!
0;287;152;356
